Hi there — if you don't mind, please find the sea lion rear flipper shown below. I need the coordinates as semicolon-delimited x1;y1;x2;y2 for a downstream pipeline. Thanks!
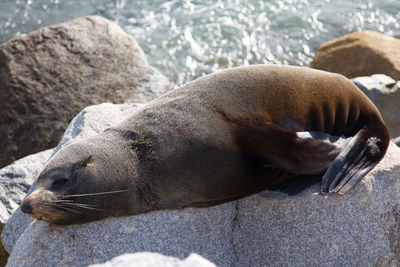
321;127;389;194
235;123;342;180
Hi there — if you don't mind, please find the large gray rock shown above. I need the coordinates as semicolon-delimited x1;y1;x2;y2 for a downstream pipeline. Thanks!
0;15;169;168
352;74;400;138
6;203;234;267
3;102;400;267
90;252;216;267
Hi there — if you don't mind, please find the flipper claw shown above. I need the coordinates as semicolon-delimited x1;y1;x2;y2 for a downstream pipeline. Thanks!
321;128;388;195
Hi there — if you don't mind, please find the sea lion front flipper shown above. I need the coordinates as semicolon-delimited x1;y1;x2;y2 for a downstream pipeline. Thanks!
321;127;389;194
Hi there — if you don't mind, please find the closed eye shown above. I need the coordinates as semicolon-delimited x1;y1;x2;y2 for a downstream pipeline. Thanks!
51;178;68;188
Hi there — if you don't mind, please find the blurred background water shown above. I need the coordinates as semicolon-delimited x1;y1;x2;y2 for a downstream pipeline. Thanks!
0;0;399;87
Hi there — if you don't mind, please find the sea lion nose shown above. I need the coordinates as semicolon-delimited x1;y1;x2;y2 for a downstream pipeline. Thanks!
21;202;33;214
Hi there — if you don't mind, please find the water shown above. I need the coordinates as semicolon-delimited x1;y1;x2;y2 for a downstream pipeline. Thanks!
1;0;399;87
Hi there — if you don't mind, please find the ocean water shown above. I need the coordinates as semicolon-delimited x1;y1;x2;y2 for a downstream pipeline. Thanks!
0;0;399;87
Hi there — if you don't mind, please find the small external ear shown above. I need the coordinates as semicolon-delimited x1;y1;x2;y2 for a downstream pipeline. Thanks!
78;155;92;167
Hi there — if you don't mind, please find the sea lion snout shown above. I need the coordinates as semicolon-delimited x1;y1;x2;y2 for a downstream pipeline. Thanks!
20;201;33;214
21;189;60;221
22;189;45;213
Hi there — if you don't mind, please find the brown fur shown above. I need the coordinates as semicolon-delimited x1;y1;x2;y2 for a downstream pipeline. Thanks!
21;65;390;225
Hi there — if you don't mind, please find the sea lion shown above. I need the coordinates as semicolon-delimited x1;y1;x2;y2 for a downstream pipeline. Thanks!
20;65;390;225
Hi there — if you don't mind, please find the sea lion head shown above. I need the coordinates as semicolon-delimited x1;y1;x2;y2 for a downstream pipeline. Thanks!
20;135;149;225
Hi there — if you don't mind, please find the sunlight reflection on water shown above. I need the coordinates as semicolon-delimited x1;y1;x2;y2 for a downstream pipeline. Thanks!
0;0;399;86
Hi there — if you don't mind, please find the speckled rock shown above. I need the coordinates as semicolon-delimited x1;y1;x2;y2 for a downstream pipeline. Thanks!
233;142;400;267
6;203;234;267
311;30;400;79
0;149;54;225
352;74;400;137
89;252;216;267
0;15;169;168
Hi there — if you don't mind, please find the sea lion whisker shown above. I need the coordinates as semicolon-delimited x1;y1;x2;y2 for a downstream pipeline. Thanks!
51;202;86;213
60;190;129;198
59;202;95;207
52;199;74;203
54;205;82;214
41;203;81;214
58;202;105;211
45;202;76;211
76;206;104;211
73;205;104;211
46;208;67;214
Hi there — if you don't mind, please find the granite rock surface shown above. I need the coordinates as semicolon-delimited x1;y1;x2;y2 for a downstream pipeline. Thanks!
233;143;400;266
